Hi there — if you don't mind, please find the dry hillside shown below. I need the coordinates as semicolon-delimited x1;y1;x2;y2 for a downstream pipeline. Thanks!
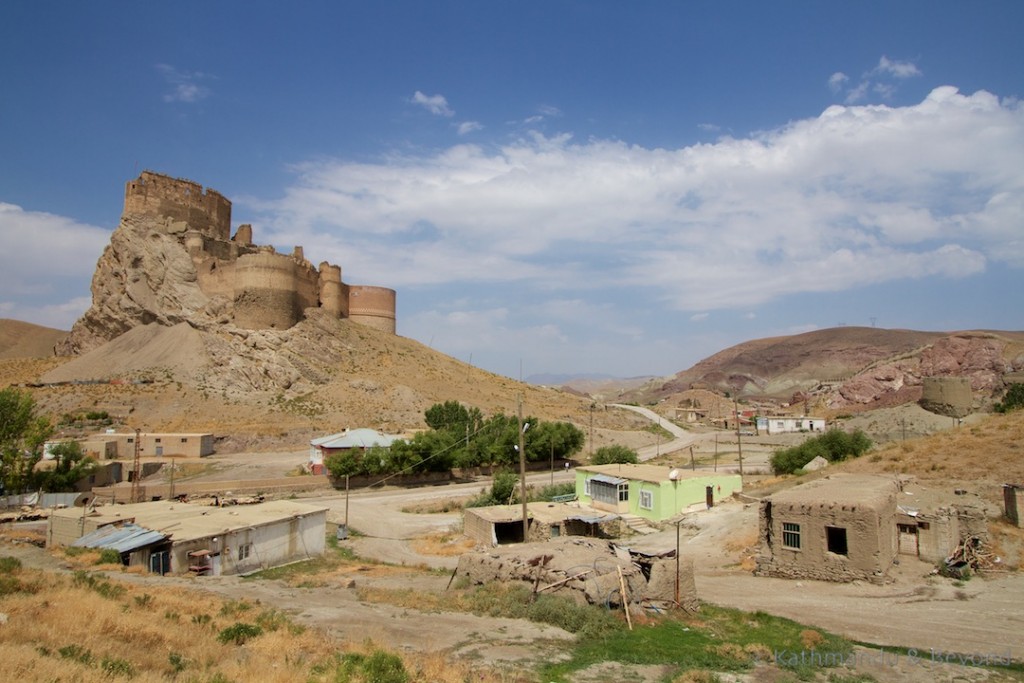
0;317;647;449
0;319;66;359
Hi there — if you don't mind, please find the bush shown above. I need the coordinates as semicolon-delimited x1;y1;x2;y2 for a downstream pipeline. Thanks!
217;622;263;645
995;383;1024;413
770;429;872;475
97;548;122;565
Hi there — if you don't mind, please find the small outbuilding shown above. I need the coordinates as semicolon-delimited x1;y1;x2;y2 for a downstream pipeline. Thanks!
575;463;742;522
463;502;619;546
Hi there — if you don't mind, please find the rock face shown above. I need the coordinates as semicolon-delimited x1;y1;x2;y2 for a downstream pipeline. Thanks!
57;171;396;357
57;215;224;355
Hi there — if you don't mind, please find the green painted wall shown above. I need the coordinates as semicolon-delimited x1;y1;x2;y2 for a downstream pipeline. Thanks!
575;471;742;521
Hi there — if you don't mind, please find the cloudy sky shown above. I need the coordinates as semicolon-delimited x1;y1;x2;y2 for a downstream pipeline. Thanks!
1;2;1022;380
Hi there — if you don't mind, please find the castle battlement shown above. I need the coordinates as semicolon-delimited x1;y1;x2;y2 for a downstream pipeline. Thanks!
123;171;395;333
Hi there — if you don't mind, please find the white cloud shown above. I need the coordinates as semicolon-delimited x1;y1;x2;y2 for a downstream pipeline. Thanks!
690;313;709;322
258;87;1022;321
0;204;108;328
156;64;212;103
874;56;922;79
411;91;454;117
457;121;483;135
828;72;848;92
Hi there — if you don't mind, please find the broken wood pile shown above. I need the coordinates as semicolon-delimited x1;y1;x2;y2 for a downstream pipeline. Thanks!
943;536;998;576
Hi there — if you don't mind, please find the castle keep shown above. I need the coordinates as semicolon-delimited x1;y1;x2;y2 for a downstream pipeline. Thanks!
124;171;396;333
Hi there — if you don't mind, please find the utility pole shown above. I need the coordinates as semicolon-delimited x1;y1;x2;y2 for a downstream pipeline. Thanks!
130;428;142;503
734;399;743;476
589;403;595;458
518;395;528;540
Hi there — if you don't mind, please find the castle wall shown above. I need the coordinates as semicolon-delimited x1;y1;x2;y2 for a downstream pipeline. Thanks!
119;171;396;335
347;285;397;333
233;252;303;329
124;171;231;241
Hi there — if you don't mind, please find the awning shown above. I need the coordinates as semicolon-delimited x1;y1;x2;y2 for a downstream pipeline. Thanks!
72;523;166;554
566;514;618;524
589;474;627;485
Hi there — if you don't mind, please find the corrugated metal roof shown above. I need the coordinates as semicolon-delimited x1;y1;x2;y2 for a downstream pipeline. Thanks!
311;428;402;450
566;514;618;524
72;523;166;553
589;474;627;485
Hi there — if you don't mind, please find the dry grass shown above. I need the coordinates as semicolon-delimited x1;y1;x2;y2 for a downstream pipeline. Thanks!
838;409;1024;502
0;564;514;682
411;531;477;557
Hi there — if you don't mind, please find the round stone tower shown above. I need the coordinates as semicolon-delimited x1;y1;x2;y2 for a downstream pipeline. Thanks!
347;285;397;333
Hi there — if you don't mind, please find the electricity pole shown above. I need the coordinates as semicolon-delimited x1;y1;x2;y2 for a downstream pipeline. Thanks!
518;394;528;540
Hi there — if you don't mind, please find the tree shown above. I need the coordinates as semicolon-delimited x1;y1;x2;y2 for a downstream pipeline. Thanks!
0;388;52;494
591;445;639;465
424;401;483;434
33;441;97;492
995;383;1024;413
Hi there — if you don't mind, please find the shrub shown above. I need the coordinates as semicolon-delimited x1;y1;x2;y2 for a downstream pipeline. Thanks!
217;622;263;645
97;548;122;565
995;383;1024;413
770;429;872;474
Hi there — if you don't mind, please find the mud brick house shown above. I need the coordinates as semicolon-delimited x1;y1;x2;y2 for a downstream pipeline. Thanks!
756;474;990;583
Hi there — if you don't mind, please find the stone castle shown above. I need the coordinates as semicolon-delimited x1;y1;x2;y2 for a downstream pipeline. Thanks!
124;171;396;333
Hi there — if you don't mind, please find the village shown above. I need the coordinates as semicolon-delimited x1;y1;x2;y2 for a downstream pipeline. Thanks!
4;396;1021;681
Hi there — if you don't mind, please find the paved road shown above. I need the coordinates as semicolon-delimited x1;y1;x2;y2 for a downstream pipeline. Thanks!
610;403;728;463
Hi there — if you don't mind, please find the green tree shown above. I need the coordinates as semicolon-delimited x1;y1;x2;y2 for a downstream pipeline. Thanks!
33;441;97;492
995;383;1024;413
0;388;52;494
424;400;483;434
591;444;639;465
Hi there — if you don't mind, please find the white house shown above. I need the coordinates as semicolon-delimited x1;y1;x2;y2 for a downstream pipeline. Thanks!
755;416;827;435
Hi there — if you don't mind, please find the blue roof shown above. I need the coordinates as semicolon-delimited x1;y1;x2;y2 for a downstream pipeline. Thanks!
72;523;166;553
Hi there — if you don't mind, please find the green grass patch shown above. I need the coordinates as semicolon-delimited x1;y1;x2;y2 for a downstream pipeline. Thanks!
541;604;854;682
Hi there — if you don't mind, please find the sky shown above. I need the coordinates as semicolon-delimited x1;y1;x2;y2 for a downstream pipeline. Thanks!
1;2;1022;380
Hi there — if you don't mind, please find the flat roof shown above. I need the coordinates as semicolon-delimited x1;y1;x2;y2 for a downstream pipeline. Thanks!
53;499;327;544
578;463;739;484
768;474;899;508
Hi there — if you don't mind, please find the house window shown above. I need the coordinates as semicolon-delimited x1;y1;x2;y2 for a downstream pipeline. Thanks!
181;438;188;443
618;484;629;502
584;479;592;497
782;522;801;549
238;543;252;562
826;526;848;555
155;438;162;443
127;438;134;443
639;490;653;510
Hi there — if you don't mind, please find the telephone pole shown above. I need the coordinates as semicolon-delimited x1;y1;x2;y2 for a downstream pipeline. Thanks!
518;395;528;540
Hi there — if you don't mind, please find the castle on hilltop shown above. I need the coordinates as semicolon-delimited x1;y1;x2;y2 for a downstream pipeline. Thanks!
124;171;396;333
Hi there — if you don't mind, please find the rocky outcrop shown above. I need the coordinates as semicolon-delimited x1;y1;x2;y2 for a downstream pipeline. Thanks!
56;215;225;355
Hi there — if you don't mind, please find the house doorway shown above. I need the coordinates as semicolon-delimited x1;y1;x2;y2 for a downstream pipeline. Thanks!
897;523;919;556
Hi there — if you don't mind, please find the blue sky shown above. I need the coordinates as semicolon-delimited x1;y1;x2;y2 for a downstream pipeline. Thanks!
2;2;1022;379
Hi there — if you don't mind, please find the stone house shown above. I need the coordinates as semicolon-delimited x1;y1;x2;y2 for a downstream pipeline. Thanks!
575;463;742;522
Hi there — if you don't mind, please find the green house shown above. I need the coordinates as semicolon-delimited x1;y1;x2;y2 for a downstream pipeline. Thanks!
575;463;743;522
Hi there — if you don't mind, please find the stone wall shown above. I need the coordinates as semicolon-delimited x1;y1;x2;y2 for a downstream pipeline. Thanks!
347;285;397;333
920;376;973;418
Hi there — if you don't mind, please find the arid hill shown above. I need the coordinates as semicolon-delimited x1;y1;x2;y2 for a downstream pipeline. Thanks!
0;319;66;359
622;326;1024;414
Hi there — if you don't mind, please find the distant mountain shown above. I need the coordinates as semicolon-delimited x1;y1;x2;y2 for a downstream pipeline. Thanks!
0;319;66;359
622;327;1024;413
528;373;661;399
